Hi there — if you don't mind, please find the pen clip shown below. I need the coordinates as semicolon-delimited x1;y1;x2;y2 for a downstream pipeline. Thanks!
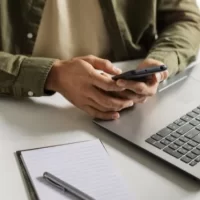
43;176;65;192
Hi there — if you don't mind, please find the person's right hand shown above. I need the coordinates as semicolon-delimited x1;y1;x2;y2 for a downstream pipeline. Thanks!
45;55;134;120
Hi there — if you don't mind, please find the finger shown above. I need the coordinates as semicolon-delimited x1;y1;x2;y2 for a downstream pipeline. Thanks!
83;106;120;120
87;98;115;112
89;87;134;111
114;90;144;102
138;97;148;103
80;55;122;75
148;71;168;84
91;70;125;91
161;70;169;81
116;79;159;96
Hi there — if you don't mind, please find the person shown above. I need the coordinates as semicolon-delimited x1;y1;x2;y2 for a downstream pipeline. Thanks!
0;0;200;120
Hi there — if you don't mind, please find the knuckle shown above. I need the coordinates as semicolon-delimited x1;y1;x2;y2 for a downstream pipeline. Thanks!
117;105;124;111
102;106;111;112
104;59;112;67
88;71;96;83
116;101;126;110
71;57;79;62
72;58;84;65
133;83;144;92
149;89;157;96
113;102;124;111
87;55;95;60
106;100;116;110
135;86;144;94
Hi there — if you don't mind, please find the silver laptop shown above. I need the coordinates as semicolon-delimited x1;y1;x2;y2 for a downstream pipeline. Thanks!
94;61;200;180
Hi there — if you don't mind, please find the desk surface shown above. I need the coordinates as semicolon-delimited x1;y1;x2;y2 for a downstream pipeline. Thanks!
1;60;200;200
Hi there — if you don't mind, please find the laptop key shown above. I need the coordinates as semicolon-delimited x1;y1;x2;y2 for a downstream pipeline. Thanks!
177;124;193;135
196;125;200;131
166;135;176;142
174;140;185;146
178;148;188;155
195;156;200;162
181;156;192;163
183;144;193;151
151;134;162;141
193;108;200;114
167;123;179;131
186;152;197;159
153;142;165;149
187;140;198;147
185;129;199;139
187;112;198;118
171;132;181;138
179;136;190;143
163;147;182;158
196;145;200;150
146;138;156;145
160;139;171;146
196;116;200;121
181;115;192;122
191;148;200;155
190;119;200;126
190;161;198;166
157;128;172;137
174;119;186;126
169;143;179;150
192;134;200;143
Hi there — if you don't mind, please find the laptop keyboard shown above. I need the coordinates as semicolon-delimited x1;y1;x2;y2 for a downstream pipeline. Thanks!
145;106;200;167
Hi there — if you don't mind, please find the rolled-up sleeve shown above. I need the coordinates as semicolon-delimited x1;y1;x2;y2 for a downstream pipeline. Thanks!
0;51;55;97
147;0;200;76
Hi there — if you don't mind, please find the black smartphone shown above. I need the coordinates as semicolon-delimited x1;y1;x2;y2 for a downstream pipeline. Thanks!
112;65;167;81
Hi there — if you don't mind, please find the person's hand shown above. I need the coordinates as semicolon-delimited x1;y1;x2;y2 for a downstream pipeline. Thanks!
45;55;134;120
115;58;169;102
100;72;147;103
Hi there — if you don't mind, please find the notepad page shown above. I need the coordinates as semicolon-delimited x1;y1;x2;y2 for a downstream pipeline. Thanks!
21;140;134;200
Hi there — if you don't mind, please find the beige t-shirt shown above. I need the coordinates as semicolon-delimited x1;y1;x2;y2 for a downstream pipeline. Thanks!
33;0;111;60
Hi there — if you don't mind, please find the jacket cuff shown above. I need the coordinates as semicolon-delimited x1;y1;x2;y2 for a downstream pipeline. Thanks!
13;57;56;97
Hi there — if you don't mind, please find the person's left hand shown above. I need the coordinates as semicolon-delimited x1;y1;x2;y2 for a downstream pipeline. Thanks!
115;58;169;102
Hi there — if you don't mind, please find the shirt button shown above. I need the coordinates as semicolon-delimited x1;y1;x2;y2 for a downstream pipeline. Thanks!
28;91;34;97
27;33;33;39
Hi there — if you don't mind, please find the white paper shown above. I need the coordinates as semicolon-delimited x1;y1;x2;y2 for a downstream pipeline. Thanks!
21;140;134;200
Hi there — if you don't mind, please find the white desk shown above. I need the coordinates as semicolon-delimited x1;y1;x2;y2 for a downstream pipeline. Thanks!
1;61;200;200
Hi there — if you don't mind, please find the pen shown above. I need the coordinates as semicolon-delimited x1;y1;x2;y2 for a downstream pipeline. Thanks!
43;172;95;200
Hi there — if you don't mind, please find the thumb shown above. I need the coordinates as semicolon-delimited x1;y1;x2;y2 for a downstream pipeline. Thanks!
156;73;162;82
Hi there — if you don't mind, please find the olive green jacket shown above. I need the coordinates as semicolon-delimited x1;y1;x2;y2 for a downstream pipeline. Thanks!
0;0;200;97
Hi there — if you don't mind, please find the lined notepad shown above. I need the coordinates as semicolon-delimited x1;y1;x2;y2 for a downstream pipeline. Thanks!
21;140;133;200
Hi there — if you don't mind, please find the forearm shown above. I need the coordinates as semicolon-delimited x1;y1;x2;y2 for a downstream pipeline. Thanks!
147;0;200;76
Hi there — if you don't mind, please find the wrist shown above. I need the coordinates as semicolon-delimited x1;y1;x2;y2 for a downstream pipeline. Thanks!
45;59;62;92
